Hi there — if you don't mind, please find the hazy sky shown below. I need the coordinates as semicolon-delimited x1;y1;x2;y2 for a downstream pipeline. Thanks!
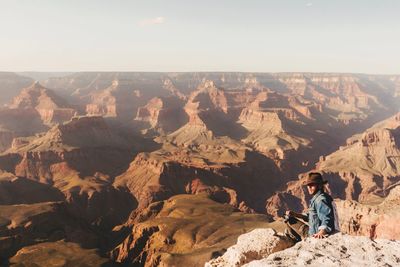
1;0;399;73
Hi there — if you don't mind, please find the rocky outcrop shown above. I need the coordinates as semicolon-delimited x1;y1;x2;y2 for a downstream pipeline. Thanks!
206;228;293;267
244;233;400;266
207;230;400;267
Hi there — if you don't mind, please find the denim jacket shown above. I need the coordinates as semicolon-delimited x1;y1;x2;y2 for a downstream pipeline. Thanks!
307;190;336;236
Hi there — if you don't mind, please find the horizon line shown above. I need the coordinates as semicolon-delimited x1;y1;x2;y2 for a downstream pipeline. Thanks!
4;70;400;76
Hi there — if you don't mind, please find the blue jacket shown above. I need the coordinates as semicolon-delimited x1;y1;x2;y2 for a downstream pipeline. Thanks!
307;190;336;236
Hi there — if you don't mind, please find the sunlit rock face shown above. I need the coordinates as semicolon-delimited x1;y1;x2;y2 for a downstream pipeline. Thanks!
335;185;400;240
0;116;139;230
206;228;293;267
207;224;400;266
0;81;70;152
134;96;188;135
111;194;289;267
9;81;76;125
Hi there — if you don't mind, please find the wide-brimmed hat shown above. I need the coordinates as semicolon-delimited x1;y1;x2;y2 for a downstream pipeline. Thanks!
301;172;328;186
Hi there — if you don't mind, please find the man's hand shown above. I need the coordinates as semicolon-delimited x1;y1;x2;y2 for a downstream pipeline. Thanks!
285;210;307;221
312;229;328;239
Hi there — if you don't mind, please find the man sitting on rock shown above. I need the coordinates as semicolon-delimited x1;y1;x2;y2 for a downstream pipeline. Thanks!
285;172;339;239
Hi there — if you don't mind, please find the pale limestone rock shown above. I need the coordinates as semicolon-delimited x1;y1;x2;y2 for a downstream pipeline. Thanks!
205;228;293;267
245;233;400;267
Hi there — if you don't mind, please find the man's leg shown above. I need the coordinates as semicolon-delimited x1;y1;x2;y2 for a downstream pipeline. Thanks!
284;215;309;241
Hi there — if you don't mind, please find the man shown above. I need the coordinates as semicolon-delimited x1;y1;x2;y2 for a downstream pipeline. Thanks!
286;172;337;239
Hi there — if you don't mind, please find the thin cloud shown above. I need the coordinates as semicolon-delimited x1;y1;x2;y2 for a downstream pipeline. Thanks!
139;17;165;26
306;2;313;7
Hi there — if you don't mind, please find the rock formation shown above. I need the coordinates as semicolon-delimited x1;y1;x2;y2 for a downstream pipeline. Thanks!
0;116;140;230
113;136;283;212
134;96;188;134
9;81;76;125
206;228;293;267
315;113;400;202
336;184;400;240
238;90;310;162
0;81;77;152
244;233;400;266
206;230;400;267
275;73;382;124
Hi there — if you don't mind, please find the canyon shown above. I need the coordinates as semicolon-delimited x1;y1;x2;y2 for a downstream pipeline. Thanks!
0;72;399;266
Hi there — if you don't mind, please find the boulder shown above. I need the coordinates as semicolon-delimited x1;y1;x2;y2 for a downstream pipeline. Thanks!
206;228;293;267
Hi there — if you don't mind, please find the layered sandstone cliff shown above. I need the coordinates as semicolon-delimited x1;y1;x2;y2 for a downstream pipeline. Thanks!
0;116;139;230
336;184;400;240
9;81;76;125
315;112;400;202
135;96;188;134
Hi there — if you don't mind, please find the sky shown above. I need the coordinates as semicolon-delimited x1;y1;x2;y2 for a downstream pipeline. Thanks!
0;0;399;74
